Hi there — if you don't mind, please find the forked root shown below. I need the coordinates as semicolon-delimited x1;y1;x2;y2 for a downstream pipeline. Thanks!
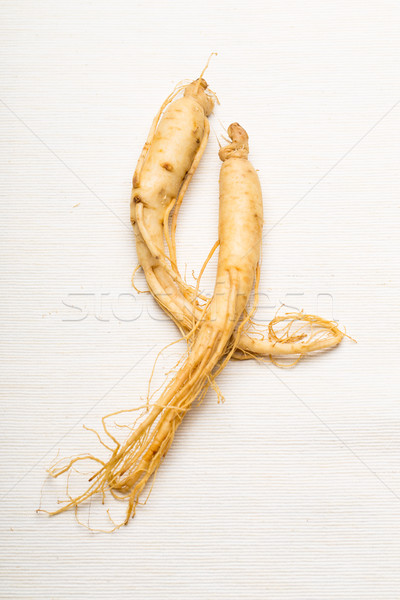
44;319;230;527
44;405;181;528
45;396;207;528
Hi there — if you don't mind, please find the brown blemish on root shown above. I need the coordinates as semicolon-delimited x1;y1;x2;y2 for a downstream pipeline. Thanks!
161;162;174;172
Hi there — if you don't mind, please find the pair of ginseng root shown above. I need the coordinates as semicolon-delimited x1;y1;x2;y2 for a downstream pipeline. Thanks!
44;76;345;530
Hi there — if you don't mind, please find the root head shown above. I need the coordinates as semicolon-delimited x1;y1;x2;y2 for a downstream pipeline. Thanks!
219;122;249;161
184;78;215;116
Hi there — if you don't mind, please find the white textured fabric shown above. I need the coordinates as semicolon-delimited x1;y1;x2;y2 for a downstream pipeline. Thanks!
1;1;400;597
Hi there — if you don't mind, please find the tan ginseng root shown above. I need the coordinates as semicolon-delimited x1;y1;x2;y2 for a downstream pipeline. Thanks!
131;85;344;360
131;75;215;333
47;124;264;527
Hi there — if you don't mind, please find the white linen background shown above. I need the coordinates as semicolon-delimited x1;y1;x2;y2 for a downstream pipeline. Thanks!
1;0;400;598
